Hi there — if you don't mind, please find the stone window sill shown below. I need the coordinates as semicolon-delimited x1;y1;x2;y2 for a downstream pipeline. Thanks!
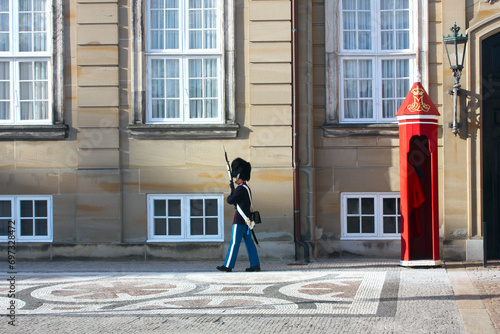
323;123;399;137
127;123;240;140
0;124;69;140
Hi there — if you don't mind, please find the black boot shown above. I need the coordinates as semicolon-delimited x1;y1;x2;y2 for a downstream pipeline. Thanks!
216;265;232;272
245;265;261;272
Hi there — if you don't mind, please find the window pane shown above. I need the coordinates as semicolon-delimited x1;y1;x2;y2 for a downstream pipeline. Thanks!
20;219;33;236
381;12;394;30
381;31;394;50
152;99;165;118
20;82;33;99
165;10;178;29
361;216;374;233
190;218;203;235
190;199;203;216
152;79;165;98
359;80;372;98
0;33;8;51
343;32;356;49
358;60;372;78
383;100;395;118
33;0;46;11
168;199;181;216
396;31;409;49
0;0;9;12
206;218;218;235
383;217;397;234
0;102;9;119
154;218;167;235
20;200;33;217
205;99;217;118
359;100;373;118
168;218;181;235
165;100;179;118
189;31;202;49
347;216;360;233
189;78;202;98
0;219;9;236
383;198;396;214
20;101;33;120
165;59;179;77
343;12;356;30
344;60;357;78
344;100;357;118
35;218;47;235
34;200;47;216
189;10;202;28
165;79;179;98
151;31;164;49
358;12;370;30
361;198;374;214
347;198;359;214
0;200;11;216
344;80;357;98
154;199;166;216
396;0;409;9
205;199;218;216
358;32;371;49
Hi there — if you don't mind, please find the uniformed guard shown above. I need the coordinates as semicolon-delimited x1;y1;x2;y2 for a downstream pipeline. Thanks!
217;157;261;272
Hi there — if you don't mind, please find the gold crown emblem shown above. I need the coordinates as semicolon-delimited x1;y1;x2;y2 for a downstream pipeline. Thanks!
411;86;425;96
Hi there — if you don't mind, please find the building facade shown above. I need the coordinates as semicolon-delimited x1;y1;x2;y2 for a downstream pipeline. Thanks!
0;0;296;260
298;0;500;261
1;0;499;261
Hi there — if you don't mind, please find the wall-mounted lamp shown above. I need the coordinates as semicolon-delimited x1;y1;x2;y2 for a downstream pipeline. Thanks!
443;23;468;136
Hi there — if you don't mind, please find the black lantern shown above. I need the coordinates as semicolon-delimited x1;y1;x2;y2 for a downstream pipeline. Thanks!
443;23;468;136
443;23;468;72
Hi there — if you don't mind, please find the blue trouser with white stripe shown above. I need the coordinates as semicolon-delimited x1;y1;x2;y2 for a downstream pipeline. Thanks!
224;223;260;269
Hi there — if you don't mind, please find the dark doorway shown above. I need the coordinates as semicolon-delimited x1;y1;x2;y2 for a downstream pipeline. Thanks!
408;135;433;260
482;32;500;259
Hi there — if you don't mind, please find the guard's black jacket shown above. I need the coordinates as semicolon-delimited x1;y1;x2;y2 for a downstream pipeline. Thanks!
227;183;251;225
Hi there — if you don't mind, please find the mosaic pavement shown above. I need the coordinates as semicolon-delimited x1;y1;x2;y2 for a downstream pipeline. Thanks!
0;270;398;317
0;260;471;333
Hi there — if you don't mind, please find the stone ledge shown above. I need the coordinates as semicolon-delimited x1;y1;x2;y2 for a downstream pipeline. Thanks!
323;123;399;137
0;124;69;140
127;123;240;140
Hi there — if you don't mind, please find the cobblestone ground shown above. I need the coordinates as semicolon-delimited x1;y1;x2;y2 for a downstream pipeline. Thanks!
465;261;500;332
0;259;469;334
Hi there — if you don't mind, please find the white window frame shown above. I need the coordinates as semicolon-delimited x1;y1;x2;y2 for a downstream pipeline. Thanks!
0;195;53;242
144;0;224;125
334;0;418;124
341;192;400;240
147;193;224;242
0;0;53;125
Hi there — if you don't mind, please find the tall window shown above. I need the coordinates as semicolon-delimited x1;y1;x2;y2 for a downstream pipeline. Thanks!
341;193;401;239
145;0;223;124
148;194;224;241
0;195;53;242
0;0;52;125
339;0;413;123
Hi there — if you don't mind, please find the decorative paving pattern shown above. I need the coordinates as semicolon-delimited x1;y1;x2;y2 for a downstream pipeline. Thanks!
0;270;398;317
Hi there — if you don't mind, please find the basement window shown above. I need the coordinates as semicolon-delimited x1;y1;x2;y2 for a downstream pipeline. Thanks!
341;192;400;240
147;194;224;242
0;195;53;242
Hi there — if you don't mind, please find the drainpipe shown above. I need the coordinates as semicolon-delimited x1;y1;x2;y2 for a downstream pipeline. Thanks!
292;0;310;262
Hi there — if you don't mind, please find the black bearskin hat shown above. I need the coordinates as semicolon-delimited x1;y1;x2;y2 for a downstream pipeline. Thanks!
231;158;251;181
